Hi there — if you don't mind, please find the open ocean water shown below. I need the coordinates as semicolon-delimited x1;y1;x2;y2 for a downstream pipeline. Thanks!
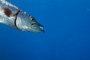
0;0;90;60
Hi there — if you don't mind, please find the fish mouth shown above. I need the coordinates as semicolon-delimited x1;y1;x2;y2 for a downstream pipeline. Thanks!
31;23;44;33
39;26;44;33
30;25;44;33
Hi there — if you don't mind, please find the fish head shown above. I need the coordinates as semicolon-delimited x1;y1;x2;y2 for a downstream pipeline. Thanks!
28;16;44;33
17;14;44;33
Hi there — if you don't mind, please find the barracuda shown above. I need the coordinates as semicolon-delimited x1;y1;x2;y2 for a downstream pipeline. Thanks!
0;0;44;33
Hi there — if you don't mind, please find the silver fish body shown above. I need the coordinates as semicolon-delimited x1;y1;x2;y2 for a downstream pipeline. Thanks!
0;0;44;33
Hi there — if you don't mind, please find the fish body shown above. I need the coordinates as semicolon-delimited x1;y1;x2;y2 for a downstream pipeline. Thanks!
0;0;44;33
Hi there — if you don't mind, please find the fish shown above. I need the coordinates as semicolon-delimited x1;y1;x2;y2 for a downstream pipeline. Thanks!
0;0;44;33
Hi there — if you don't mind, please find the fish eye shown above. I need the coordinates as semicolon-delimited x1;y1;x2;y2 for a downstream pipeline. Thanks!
30;16;34;21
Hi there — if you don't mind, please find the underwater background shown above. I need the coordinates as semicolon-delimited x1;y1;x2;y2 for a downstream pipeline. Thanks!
0;0;90;60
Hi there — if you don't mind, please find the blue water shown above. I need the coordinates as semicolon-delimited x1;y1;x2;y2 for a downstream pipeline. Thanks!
0;0;90;60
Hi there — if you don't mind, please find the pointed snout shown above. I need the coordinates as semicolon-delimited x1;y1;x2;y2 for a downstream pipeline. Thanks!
30;23;44;33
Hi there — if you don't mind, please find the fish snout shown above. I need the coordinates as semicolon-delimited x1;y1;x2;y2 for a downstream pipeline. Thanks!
31;23;44;33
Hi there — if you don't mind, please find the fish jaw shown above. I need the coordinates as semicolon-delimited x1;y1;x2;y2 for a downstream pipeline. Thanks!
29;23;44;33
